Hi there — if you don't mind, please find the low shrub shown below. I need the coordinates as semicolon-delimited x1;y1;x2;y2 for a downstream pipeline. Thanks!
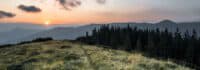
7;64;23;70
64;54;80;61
32;37;53;42
17;37;53;45
0;44;14;48
60;45;72;49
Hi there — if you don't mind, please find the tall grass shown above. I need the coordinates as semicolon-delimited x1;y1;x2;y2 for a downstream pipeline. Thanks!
0;40;193;70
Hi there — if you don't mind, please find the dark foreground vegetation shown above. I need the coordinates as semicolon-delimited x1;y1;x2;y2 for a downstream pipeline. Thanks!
18;37;53;45
77;25;200;69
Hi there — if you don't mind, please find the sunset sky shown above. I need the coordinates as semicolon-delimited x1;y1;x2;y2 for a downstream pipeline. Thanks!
0;0;200;25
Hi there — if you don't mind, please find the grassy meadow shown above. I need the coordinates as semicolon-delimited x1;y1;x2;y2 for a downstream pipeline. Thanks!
0;40;193;70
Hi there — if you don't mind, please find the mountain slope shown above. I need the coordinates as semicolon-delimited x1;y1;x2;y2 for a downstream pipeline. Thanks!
1;20;200;45
0;23;45;32
0;40;193;70
12;25;100;43
0;28;43;44
20;21;200;41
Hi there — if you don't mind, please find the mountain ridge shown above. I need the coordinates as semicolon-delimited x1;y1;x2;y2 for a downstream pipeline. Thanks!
1;20;200;45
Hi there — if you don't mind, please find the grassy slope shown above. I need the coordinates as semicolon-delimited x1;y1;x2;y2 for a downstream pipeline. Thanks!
0;40;193;70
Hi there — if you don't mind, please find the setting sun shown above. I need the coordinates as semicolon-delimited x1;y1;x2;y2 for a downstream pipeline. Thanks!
44;20;50;26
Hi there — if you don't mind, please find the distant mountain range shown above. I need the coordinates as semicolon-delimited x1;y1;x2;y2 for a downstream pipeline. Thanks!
0;20;200;45
0;23;45;32
0;28;43;44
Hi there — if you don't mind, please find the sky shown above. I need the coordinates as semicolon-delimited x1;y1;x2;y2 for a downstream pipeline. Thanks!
0;0;200;25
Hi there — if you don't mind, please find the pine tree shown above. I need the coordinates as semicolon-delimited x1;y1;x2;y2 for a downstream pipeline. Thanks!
124;34;132;51
77;25;200;67
136;39;142;51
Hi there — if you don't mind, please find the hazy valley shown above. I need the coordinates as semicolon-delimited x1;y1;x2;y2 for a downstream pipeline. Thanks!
1;20;200;45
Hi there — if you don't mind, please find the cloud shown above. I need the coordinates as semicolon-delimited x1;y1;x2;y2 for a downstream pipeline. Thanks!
96;0;106;4
26;0;107;11
56;0;107;10
56;0;81;10
0;10;15;19
18;5;41;13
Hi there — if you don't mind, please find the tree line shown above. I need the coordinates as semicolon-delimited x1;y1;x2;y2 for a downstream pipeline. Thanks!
77;25;200;69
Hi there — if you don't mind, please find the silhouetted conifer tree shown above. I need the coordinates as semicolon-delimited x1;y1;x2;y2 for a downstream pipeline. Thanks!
77;25;200;69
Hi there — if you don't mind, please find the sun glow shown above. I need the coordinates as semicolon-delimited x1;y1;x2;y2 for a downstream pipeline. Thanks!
44;20;50;26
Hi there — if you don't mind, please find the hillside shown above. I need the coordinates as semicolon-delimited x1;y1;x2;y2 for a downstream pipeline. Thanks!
0;28;42;44
0;40;193;70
